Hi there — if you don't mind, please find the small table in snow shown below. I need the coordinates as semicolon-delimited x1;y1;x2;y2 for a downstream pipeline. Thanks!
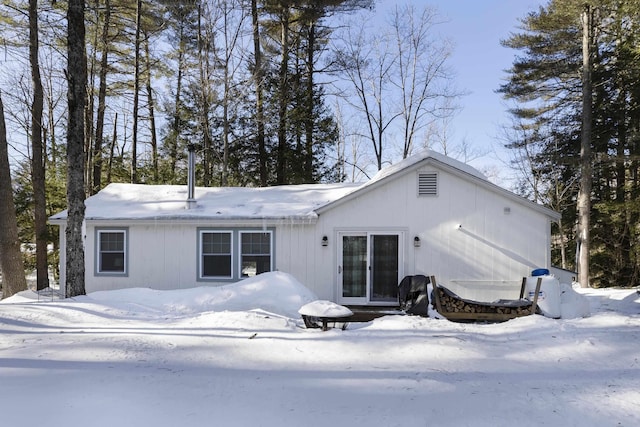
298;300;353;331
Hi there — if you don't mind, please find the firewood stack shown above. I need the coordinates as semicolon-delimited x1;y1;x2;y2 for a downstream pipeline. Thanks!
433;287;532;317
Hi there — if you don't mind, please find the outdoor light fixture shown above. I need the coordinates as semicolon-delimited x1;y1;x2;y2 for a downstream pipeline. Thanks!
414;236;421;247
321;236;328;246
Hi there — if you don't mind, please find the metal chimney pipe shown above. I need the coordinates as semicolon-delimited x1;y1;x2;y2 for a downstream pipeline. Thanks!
186;144;197;209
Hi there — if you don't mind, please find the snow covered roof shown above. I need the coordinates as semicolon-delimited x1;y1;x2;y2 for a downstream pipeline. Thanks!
49;150;559;223
49;182;360;223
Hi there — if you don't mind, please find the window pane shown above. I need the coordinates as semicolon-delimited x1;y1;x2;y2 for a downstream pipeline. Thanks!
241;256;270;277
202;232;231;254
100;232;124;252
98;231;126;273
371;235;399;302
101;253;125;272
203;255;232;277
342;235;367;297
241;232;271;276
241;232;270;255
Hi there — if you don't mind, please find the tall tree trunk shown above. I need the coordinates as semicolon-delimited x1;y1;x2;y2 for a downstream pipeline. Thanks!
276;6;290;184
92;0;111;195
170;27;185;182
197;4;212;186
85;5;98;194
66;0;87;297
251;0;267;186
0;93;28;299
577;5;592;288
29;0;49;291
144;36;158;183
107;112;117;183
131;0;142;184
304;20;315;182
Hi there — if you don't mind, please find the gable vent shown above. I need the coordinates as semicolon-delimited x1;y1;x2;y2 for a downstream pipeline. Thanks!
418;172;438;196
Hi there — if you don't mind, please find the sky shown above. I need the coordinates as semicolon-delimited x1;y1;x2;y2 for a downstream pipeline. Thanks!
423;0;546;177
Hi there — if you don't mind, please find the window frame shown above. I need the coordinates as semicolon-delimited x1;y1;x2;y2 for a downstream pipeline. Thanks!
198;229;234;280
239;230;274;278
95;228;129;276
197;228;274;282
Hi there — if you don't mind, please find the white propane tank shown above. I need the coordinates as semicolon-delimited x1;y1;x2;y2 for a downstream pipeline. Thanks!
525;269;561;318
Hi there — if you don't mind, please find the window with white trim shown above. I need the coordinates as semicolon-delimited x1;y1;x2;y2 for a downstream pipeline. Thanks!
96;229;128;275
418;172;438;196
240;231;272;277
198;229;274;281
200;231;233;279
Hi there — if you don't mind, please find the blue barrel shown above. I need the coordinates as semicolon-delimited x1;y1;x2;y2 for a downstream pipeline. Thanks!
531;268;550;277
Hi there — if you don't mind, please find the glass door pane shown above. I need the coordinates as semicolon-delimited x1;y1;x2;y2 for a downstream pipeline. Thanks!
370;235;399;302
342;235;367;298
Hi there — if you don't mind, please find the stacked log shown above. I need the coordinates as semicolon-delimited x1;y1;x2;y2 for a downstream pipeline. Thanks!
434;287;532;317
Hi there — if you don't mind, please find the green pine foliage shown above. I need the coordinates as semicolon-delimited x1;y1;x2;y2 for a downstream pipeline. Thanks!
501;0;640;287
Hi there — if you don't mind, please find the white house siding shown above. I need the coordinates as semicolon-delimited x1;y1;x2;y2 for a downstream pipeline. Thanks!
85;222;198;293
310;164;552;302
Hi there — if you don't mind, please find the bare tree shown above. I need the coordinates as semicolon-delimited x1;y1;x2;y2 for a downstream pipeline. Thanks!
29;0;49;290
91;0;111;195
576;4;593;288
390;4;458;159
331;19;397;171
65;0;87;297
131;0;142;184
332;4;459;171
0;92;28;299
251;0;268;185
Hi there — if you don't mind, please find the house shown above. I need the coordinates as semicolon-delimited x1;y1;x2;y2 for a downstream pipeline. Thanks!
50;150;561;305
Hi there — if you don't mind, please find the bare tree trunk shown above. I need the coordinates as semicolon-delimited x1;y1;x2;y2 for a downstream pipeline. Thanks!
170;27;185;182
66;0;87;297
131;0;142;184
276;6;291;184
577;5;592;288
144;36;158;183
0;93;28;299
251;0;267;186
29;0;49;291
304;20;315;182
197;3;212;186
85;5;98;194
107;112;117;183
92;0;111;194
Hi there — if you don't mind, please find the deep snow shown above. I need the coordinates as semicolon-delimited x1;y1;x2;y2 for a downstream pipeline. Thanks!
1;272;638;427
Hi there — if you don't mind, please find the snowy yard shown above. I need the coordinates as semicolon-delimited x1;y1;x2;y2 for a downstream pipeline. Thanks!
1;272;639;427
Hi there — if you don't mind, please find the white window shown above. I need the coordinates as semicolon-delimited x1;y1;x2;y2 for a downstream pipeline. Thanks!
200;231;233;279
418;172;438;196
239;231;273;277
198;229;273;281
96;229;128;275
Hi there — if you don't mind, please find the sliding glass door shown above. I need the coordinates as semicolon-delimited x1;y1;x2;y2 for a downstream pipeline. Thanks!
338;232;402;305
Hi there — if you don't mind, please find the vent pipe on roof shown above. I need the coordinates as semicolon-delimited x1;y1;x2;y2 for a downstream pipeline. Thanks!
186;144;197;209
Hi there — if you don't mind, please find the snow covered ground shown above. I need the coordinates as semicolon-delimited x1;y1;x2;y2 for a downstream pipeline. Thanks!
1;272;638;427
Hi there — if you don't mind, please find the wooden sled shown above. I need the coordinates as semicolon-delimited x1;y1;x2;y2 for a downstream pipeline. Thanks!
430;275;542;322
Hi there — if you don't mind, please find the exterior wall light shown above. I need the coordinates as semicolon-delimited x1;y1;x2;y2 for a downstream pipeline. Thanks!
414;236;421;247
322;236;328;246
